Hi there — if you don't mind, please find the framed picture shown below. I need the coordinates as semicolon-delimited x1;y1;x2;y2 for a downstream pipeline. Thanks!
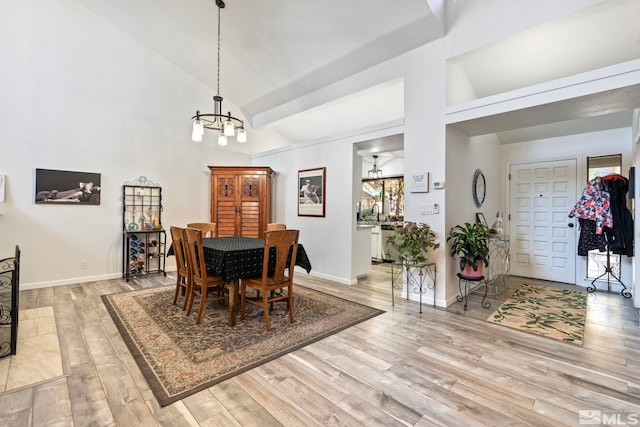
298;167;326;217
35;169;101;205
410;171;429;193
475;212;487;228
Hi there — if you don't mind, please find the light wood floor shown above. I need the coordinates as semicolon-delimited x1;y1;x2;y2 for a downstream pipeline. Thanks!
1;264;639;426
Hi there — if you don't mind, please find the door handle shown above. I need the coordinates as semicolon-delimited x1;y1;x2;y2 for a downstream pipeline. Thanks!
568;223;574;228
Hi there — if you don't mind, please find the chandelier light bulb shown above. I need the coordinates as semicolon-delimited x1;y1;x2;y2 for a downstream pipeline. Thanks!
224;116;235;136
218;132;228;146
237;128;247;143
192;119;204;142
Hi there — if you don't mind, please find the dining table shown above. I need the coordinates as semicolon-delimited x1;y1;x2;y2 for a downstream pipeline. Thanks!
178;236;312;326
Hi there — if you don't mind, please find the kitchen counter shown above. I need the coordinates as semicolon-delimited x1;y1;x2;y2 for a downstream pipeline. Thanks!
357;221;402;230
356;223;375;229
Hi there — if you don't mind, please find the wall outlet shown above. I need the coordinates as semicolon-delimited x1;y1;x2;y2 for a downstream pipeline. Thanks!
80;259;88;269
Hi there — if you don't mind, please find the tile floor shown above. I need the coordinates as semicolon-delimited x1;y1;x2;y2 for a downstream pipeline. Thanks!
0;306;63;393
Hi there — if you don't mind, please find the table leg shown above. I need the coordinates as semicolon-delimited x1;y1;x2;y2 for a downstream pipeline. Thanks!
227;280;239;326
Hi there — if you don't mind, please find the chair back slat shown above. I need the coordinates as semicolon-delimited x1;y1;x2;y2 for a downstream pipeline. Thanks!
185;228;207;285
263;230;299;283
187;222;217;238
266;223;286;231
170;226;188;276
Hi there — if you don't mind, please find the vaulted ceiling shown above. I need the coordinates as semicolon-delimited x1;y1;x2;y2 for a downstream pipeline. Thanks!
76;0;640;154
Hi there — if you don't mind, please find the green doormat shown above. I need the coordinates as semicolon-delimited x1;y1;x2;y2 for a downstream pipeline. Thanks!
487;283;586;346
103;285;384;406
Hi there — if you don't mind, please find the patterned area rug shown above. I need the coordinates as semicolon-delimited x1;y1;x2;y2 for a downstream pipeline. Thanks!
102;285;384;407
486;283;587;346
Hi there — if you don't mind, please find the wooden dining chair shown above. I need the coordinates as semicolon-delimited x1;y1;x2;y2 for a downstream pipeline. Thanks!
186;222;218;238
266;222;286;231
240;229;299;331
169;226;191;310
184;227;227;325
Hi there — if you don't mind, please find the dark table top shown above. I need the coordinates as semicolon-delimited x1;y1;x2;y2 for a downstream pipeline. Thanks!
201;236;312;283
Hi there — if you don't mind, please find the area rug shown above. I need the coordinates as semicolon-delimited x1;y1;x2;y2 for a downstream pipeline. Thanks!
486;283;587;346
102;285;384;406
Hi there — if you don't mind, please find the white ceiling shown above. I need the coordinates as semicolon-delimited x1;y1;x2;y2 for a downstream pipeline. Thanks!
77;0;640;153
448;0;640;145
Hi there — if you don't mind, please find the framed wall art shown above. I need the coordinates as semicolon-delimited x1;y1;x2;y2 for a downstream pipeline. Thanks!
475;212;487;228
410;171;429;193
35;168;101;205
298;167;326;217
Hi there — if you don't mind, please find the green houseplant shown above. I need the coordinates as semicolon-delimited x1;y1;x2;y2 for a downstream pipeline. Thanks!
386;222;439;270
447;222;491;275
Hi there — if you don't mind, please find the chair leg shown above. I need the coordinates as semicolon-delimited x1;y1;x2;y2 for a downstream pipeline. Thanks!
196;286;207;325
186;285;196;317
262;291;271;331
181;280;191;311
288;289;295;324
172;275;181;305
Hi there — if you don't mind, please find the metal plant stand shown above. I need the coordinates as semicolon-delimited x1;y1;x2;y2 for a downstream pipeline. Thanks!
391;261;436;313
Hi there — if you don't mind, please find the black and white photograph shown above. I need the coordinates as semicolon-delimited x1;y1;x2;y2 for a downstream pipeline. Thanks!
298;167;325;217
35;168;102;205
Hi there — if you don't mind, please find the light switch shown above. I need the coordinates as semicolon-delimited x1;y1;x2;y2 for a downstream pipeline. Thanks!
421;204;438;215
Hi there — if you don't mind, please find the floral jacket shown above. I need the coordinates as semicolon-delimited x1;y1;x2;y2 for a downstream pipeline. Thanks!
568;176;612;234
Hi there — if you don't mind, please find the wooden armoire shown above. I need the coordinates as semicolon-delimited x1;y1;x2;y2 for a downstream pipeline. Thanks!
209;166;273;238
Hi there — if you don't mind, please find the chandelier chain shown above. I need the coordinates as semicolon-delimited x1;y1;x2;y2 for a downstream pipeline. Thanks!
216;4;221;97
191;0;246;144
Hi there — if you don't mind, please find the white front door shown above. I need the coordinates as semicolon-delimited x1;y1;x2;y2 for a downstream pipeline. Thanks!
509;159;577;283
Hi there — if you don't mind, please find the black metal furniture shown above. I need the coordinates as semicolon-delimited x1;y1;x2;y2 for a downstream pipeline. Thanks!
456;273;491;311
0;246;20;359
122;177;166;281
391;261;436;313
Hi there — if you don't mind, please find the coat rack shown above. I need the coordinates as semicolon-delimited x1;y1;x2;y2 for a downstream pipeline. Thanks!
571;174;633;299
587;234;631;298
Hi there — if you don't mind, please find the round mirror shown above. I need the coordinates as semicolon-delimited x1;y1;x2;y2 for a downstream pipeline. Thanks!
472;169;486;208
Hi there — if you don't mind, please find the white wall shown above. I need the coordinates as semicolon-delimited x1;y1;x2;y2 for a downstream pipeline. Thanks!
444;128;501;304
0;1;292;287
254;136;359;284
253;39;447;286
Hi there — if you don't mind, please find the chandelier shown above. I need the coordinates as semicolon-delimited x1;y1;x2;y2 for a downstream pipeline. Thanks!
191;0;247;145
368;155;383;179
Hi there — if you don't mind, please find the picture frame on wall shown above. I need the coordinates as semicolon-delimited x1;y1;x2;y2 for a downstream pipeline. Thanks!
475;212;487;228
35;168;101;205
298;167;326;217
410;171;429;193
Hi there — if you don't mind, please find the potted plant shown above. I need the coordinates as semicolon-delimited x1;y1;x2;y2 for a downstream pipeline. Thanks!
447;222;491;277
386;222;439;271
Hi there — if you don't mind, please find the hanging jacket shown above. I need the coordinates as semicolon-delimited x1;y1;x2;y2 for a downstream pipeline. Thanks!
602;174;634;257
568;176;612;235
577;218;607;256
